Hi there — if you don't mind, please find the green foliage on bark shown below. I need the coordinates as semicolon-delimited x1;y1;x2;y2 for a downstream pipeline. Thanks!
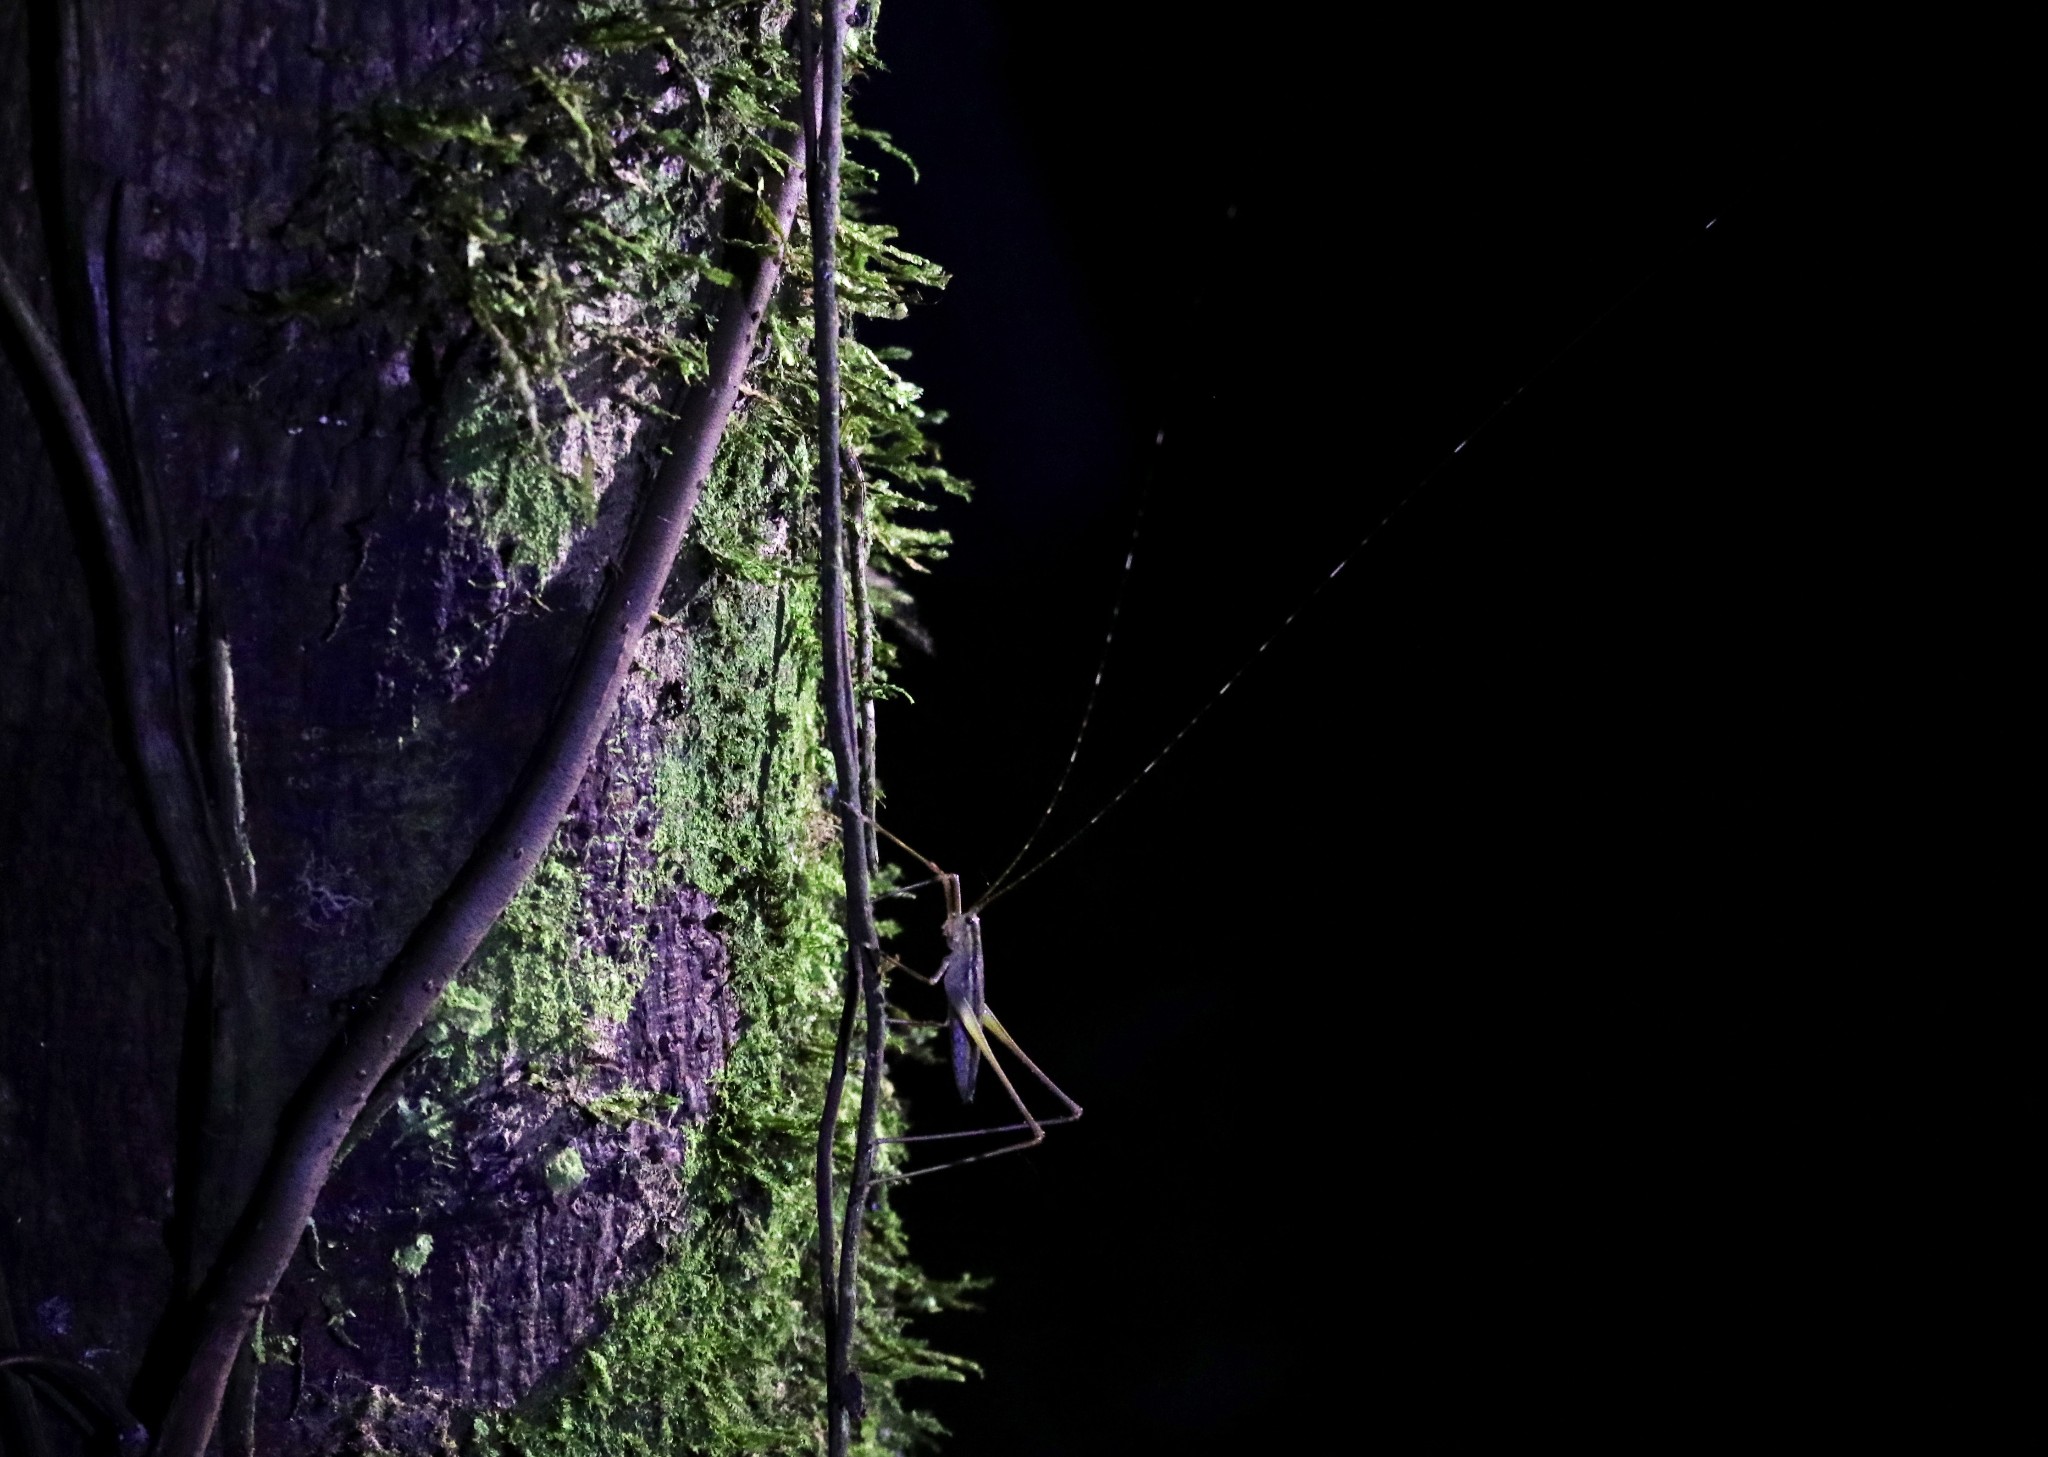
543;1147;591;1195
487;259;976;1457
443;398;598;570
436;854;642;1090
278;4;978;1452
393;1232;436;1279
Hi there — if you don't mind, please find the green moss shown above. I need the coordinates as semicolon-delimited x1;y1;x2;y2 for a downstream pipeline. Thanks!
437;855;638;1089
489;403;840;1457
444;395;596;570
393;1093;454;1146
544;1148;590;1195
579;1086;684;1129
492;378;975;1457
291;5;979;1451
432;984;495;1041
394;1232;436;1278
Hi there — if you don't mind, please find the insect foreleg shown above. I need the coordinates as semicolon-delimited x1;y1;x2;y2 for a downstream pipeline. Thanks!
879;949;946;987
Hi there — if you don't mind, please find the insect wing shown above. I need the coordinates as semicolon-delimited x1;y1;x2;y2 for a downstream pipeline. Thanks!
949;1016;979;1104
942;913;987;1103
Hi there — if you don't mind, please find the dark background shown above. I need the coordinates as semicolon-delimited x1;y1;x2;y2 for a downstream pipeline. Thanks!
854;7;1821;1451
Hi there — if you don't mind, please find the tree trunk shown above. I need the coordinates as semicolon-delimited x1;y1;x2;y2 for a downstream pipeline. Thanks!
1;4;949;1452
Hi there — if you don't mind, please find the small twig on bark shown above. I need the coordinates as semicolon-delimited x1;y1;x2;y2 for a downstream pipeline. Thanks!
801;7;887;1453
0;253;128;565
0;251;234;960
6;130;268;1441
145;115;817;1457
801;1;851;1441
197;543;257;910
847;448;881;870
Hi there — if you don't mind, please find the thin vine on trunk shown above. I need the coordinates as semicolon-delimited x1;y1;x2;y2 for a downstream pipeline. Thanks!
108;73;820;1457
799;5;889;1453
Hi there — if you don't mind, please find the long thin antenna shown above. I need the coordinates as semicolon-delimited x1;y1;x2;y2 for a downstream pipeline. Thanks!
977;430;1160;907
979;213;1725;911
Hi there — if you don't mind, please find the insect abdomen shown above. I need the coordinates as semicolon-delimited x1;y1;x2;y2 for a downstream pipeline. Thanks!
951;1018;979;1103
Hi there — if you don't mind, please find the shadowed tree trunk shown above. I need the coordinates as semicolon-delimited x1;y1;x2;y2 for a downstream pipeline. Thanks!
1;3;958;1453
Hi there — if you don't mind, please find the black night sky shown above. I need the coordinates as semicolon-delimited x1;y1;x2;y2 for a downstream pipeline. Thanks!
851;6;1807;1452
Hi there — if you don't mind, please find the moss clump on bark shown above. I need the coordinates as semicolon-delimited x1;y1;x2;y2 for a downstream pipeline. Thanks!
443;398;599;571
489;301;975;1457
437;855;640;1089
274;5;978;1452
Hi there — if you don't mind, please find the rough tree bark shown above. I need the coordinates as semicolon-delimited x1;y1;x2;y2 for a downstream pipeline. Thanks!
1;3;945;1454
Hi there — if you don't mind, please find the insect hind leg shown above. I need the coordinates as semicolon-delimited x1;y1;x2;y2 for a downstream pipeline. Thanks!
873;1007;1082;1184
